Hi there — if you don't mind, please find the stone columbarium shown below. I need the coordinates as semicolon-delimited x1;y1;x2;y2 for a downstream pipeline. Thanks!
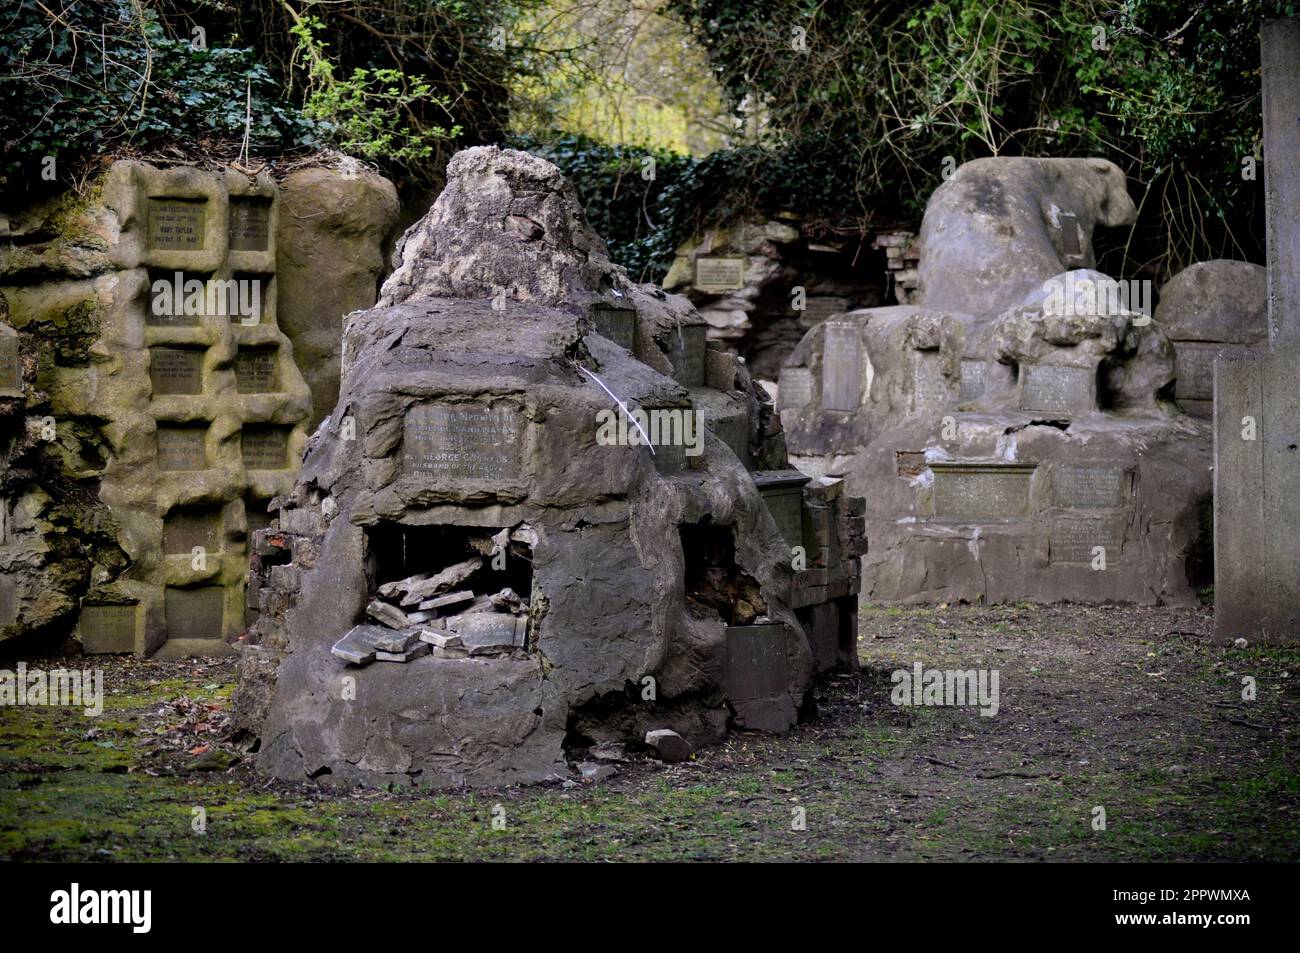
236;147;865;788
780;157;1215;606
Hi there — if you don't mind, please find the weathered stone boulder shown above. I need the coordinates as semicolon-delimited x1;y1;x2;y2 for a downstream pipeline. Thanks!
239;148;864;788
916;158;1137;315
1154;260;1268;418
276;163;399;430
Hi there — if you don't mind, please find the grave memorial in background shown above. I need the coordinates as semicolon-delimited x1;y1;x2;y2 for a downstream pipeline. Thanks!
1213;18;1300;644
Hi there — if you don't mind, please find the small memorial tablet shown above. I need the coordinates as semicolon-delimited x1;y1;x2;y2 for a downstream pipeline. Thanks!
146;271;203;326
79;603;138;654
164;586;225;641
1053;465;1128;508
821;320;861;411
0;574;15;626
912;351;948;413
694;257;746;293
228;197;271;252
724;623;788;701
149;347;203;395
778;366;813;411
156;425;207;471
799;295;848;329
1173;342;1253;403
1058;211;1082;258
590;304;636;351
1049;519;1124;564
163;509;221;555
242;426;290;470
930;464;1034;520
959;359;986;401
148;198;207;251
666;325;706;387
1018;364;1095;415
403;403;524;482
235;347;278;393
0;330;21;397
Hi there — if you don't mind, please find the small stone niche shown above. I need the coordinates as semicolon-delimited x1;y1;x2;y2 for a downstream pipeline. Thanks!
228;196;273;252
235;346;279;393
156;424;208;471
163;507;222;555
241;425;290;470
680;520;767;626
164;585;225;642
229;271;271;325
147;197;208;251
145;269;212;326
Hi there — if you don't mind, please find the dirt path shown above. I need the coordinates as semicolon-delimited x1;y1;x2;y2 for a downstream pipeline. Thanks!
2;603;1297;861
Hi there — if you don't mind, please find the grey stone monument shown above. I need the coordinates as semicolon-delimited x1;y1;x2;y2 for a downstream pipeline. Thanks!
1214;17;1300;644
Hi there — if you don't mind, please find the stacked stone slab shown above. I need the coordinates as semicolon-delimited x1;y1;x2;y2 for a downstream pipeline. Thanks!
235;147;863;788
780;159;1213;605
1213;18;1300;645
0;161;311;655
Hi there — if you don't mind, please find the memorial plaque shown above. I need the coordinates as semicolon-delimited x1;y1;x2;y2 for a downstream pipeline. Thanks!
1173;341;1253;402
79;603;138;654
156;425;207;470
778;366;813;411
1018;364;1095;415
235;347;278;393
708;413;750;468
403;403;524;482
164;509;221;554
1058;211;1082;258
0;573;16;626
1049;519;1124;564
0;330;21;397
821;320;862;411
694;256;746;293
799;295;848;329
724;623;788;700
959;359;986;401
149;347;204;395
145;270;203;326
590;304;637;351
754;471;809;550
147;198;207;251
912;351;948;413
1053;465;1128;508
164;586;225;641
242;426;290;469
666;325;706;387
930;464;1034;520
228;197;271;251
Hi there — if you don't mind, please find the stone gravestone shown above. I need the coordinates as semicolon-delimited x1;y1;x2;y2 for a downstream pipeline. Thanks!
799;295;848;329
0;324;21;398
1018;364;1096;415
1214;18;1300;644
929;464;1035;520
402;403;524;483
821;319;861;411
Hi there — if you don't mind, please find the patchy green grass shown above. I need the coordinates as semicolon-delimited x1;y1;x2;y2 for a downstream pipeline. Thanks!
2;604;1298;861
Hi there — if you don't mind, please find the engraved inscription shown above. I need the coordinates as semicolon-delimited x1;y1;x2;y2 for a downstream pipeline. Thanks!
1019;364;1095;415
725;623;788;700
1173;342;1253;402
778;366;813;410
1049;519;1125;564
0;574;15;625
156;426;207;470
148;199;207;251
228;197;271;251
959;359;986;400
912;351;948;413
821;320;861;411
799;295;848;328
930;464;1034;520
0;331;20;396
242;426;290;469
235;347;277;393
1053;465;1128;508
590;304;636;351
759;488;804;549
149;347;203;395
666;325;706;387
164;586;225;641
403;403;524;482
694;257;746;293
1058;211;1082;257
80;603;138;653
164;509;221;554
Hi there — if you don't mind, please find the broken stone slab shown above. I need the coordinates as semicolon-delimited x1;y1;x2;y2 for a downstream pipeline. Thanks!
365;599;413;630
489;588;524;613
645;728;692;763
330;624;396;665
418;629;463;649
448;612;527;654
416;589;476;612
578;762;617;783
590;741;629;762
371;627;421;654
376;641;431;662
398;557;483;606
